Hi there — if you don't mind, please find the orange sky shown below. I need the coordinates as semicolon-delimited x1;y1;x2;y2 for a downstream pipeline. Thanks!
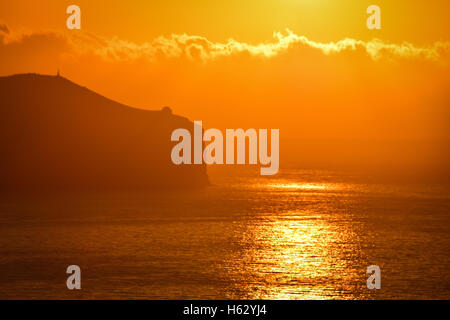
1;0;450;43
0;0;449;174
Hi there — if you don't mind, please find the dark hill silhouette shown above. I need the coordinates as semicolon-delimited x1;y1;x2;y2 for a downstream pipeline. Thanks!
0;73;209;191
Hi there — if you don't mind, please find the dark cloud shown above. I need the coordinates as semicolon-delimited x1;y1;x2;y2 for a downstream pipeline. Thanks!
0;30;69;75
0;24;9;34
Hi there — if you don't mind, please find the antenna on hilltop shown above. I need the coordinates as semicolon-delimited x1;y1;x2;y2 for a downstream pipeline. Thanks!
57;68;60;77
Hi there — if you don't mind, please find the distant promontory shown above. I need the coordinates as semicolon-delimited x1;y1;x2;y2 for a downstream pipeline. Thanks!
0;74;209;191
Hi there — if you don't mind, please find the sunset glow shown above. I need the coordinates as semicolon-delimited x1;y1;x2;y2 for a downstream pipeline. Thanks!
1;0;449;302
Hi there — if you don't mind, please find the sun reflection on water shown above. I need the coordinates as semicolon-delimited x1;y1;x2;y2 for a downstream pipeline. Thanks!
229;178;363;299
267;182;332;190
238;212;362;300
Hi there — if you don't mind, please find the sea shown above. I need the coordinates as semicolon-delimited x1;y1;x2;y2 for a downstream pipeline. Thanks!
0;168;449;299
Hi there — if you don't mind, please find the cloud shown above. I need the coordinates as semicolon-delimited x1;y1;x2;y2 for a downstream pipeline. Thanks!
1;26;449;66
0;25;69;74
77;29;450;63
0;24;9;34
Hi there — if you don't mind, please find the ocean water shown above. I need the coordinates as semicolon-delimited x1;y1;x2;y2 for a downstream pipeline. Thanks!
0;169;449;299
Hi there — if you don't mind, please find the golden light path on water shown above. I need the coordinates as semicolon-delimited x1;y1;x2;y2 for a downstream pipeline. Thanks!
236;179;363;299
267;182;333;191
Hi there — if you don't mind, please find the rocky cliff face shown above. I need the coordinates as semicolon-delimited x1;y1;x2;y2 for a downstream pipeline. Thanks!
0;74;209;191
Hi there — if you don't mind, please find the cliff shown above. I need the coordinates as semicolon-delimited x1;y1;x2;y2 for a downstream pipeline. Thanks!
0;74;209;191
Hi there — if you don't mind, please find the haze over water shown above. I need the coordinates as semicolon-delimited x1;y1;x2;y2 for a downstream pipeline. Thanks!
0;168;449;299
